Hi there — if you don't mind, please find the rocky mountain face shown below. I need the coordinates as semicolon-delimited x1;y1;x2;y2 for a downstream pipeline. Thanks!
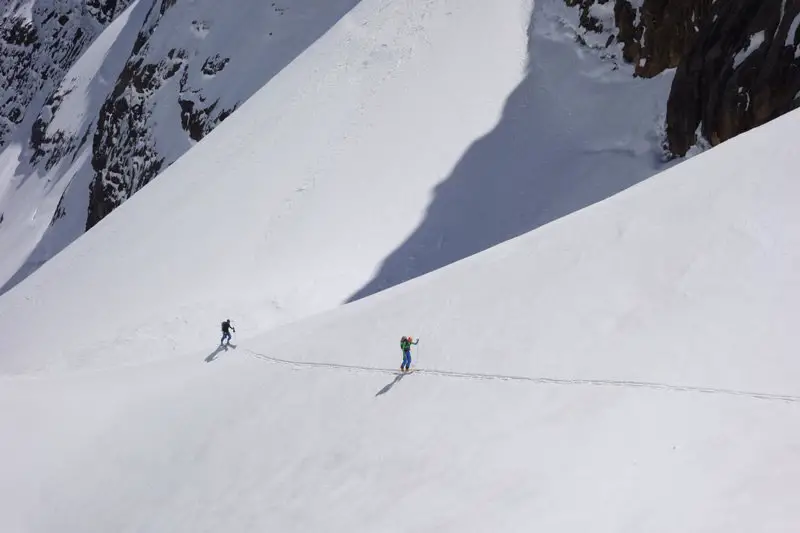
0;0;314;227
87;0;239;228
0;0;134;150
667;0;800;156
568;0;800;156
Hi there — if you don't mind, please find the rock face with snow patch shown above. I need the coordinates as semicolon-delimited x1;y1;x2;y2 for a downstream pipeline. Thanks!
0;0;133;151
83;0;360;230
566;0;800;156
566;0;715;78
87;0;238;229
666;0;800;156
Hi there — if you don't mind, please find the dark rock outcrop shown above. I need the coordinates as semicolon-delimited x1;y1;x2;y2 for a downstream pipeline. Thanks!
0;1;134;152
566;0;715;77
666;0;800;156
616;0;716;78
567;0;800;156
87;0;237;229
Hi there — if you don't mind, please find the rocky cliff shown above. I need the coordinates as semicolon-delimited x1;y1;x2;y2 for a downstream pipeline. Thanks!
667;0;800;156
568;0;800;156
0;0;134;151
86;0;239;228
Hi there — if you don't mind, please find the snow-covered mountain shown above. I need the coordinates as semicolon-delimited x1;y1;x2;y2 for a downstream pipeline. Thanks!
0;0;680;369
0;0;797;358
2;0;800;530
0;0;360;293
3;0;800;297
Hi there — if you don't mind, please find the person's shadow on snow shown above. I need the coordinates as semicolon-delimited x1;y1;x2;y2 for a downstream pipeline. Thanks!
205;343;237;362
375;373;406;397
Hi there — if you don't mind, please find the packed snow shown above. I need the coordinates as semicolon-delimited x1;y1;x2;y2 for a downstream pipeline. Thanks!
2;0;800;531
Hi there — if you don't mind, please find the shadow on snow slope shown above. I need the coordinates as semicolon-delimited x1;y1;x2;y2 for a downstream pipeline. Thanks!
348;2;675;303
205;343;237;362
375;372;407;396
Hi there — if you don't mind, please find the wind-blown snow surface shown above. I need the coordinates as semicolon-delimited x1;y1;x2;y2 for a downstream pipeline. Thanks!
3;103;800;532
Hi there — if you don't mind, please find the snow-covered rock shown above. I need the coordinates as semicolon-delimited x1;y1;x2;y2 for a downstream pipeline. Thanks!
86;0;360;228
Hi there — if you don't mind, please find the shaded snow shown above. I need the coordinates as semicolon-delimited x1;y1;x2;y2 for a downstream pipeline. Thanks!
588;0;615;28
786;13;800;58
10;0;34;22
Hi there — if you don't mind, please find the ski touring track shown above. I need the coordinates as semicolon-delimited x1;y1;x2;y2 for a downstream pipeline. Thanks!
241;348;800;404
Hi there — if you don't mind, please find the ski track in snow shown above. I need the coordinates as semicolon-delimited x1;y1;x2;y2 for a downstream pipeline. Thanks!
242;348;800;404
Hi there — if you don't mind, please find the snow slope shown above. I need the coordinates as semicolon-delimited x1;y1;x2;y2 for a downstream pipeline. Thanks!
0;0;682;371
2;0;800;528
2;97;800;532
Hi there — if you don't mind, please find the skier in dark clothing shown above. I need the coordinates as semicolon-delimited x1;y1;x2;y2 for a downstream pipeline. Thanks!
220;319;235;345
400;335;419;372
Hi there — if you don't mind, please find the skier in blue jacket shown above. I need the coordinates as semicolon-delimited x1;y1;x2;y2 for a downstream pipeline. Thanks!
400;335;419;372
